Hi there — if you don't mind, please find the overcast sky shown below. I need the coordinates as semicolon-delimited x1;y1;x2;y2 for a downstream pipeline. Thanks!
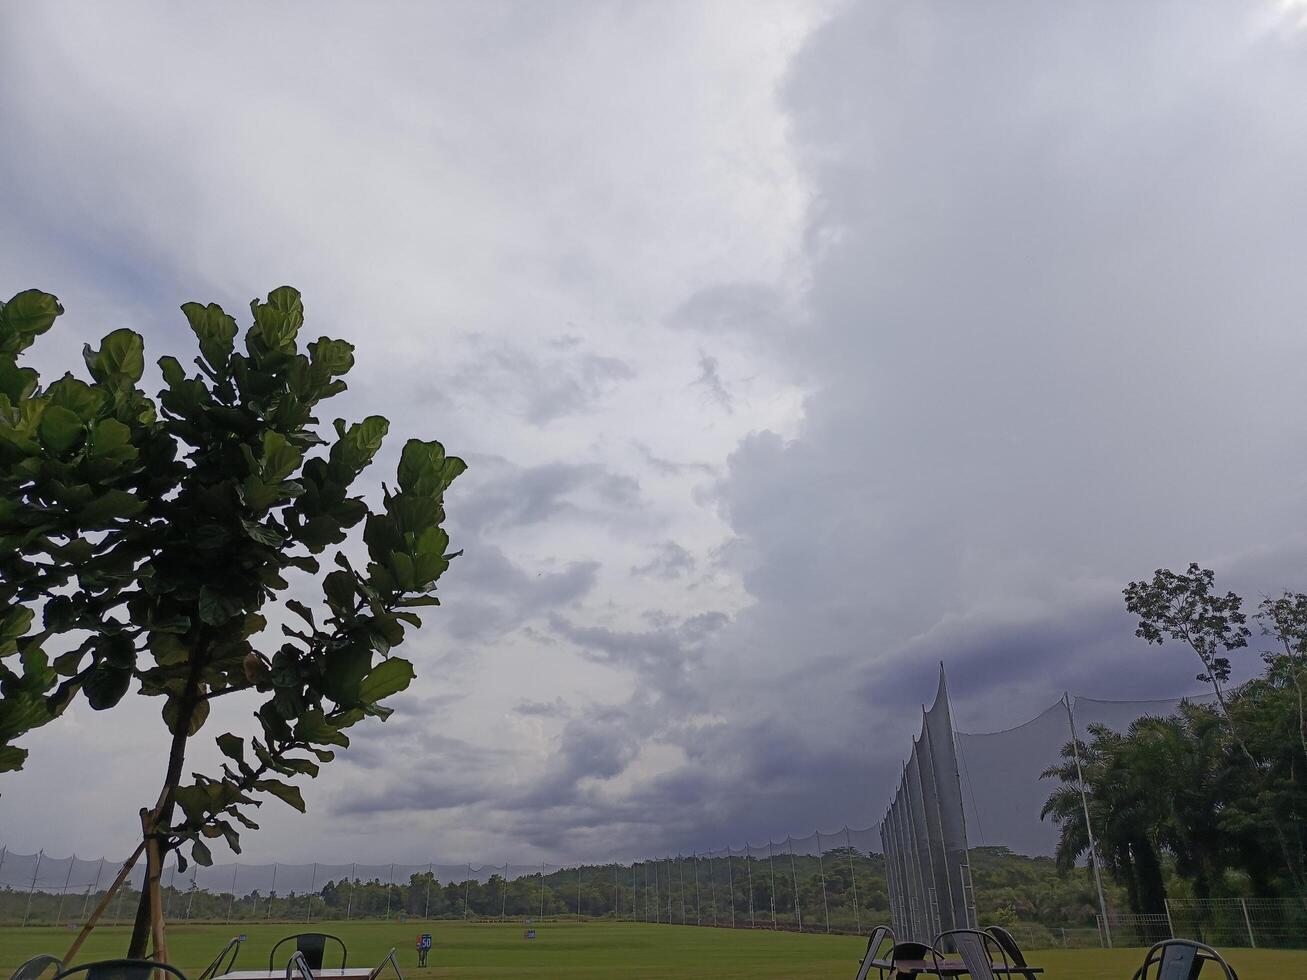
4;0;1307;867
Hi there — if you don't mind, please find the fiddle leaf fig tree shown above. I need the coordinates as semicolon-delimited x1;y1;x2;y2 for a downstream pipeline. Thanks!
0;286;464;956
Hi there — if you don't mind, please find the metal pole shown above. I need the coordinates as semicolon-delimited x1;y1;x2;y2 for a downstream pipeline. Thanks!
1164;898;1176;939
679;856;687;924
540;864;546;920
267;864;278;918
1064;694;1113;948
56;853;76;925
306;862;317;922
631;864;637;922
652;860;658;924
846;827;861;934
385;863;394;919
788;838;802;932
24;850;44;927
165;858;177;920
425;863;433;919
501;860;509;919
577;865;583;920
185;864;197;920
693;853;701;925
769;841;778;928
709;852;718;926
745;844;755;928
726;849;735;928
614;863;620;918
113;855;128;926
1241;897;1257;948
346;863;356;920
83;857;105;921
227;864;238;923
464;865;471;919
816;832;830;934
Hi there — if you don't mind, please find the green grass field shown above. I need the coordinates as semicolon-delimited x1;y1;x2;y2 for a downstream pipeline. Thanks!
2;921;1304;980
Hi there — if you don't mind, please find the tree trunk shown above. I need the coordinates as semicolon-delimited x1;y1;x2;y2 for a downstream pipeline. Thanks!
127;655;205;958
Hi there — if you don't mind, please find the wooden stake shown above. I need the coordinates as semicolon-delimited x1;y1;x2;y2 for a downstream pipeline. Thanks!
63;841;145;965
141;808;170;965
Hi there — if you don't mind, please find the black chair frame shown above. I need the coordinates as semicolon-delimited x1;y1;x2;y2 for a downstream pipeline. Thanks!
1130;939;1239;980
197;938;242;980
933;929;1013;980
269;934;348;973
11;956;63;980
53;960;187;980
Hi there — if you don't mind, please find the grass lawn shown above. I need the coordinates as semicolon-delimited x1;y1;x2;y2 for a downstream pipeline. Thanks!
2;921;1304;979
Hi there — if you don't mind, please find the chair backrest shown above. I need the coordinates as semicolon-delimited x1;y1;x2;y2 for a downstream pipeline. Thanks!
889;941;933;965
11;956;62;980
54;960;188;980
284;953;314;980
197;938;242;980
365;949;402;980
854;927;894;980
933;929;1011;980
985;926;1028;967
269;935;347;972
1133;939;1238;980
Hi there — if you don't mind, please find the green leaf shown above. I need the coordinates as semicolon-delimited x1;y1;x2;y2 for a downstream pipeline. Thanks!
0;744;28;772
83;662;131;710
38;405;84;454
0;606;33;641
163;696;210;735
191;839;213;867
198;586;242;626
357;657;414;704
308;337;355;377
255;777;306;812
78;489;146;524
1;289;63;351
83;328;145;385
181;302;238;371
216;732;245;764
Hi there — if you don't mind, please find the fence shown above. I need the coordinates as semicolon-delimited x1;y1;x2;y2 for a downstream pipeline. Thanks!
5;677;1306;948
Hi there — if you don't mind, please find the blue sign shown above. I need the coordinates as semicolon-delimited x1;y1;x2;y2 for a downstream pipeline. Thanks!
524;929;537;940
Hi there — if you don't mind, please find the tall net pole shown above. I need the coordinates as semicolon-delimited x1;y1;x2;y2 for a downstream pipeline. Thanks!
745;844;755;928
693;854;701;925
652;860;658;924
55;853;76;925
267;864;278;919
227;864;238;924
678;855;687;923
815;832;830;933
346;863;356;920
425;863;433;920
307;863;318;922
845;827;861;934
82;857;104;921
540;864;546;920
1064;693;1113;948
763;846;773;930
787;837;802;932
185;863;197;920
464;865;471;920
726;849;736;928
23;849;43;927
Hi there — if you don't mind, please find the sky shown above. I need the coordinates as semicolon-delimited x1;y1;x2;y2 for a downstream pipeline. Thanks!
4;0;1307;868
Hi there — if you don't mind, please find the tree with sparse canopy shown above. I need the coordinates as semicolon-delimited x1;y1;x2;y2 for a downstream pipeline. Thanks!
0;286;464;959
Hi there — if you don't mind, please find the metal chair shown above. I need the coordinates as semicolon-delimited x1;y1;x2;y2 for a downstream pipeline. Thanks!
284;953;314;980
11;956;62;980
196;938;243;980
1130;939;1239;980
889;941;939;976
985;926;1040;980
53;961;187;980
933;929;1012;980
854;926;895;980
269;935;347;973
365;950;403;980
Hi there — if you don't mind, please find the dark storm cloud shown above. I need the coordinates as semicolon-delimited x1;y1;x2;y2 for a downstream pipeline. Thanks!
455;456;642;532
